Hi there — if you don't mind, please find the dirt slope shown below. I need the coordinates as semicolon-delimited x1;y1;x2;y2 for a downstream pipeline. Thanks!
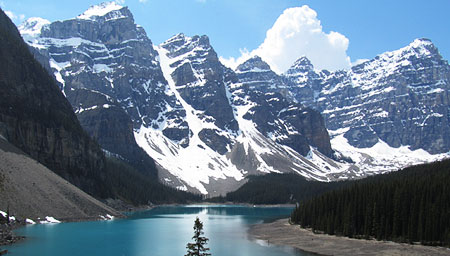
0;137;121;221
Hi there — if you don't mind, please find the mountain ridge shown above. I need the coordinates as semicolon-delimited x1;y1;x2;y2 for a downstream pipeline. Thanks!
18;2;449;195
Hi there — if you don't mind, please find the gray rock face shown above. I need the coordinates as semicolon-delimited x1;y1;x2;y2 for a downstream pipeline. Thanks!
285;39;450;154
230;56;333;157
160;34;239;153
0;10;106;196
21;3;188;169
161;34;239;132
68;89;158;177
41;6;181;129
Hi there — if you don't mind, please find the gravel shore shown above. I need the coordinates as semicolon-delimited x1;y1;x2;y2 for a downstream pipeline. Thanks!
249;218;450;256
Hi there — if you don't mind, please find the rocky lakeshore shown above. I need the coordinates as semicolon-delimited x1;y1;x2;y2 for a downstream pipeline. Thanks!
249;218;450;256
0;223;24;247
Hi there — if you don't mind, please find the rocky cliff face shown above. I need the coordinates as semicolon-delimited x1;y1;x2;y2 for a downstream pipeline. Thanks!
160;33;238;150
20;2;179;175
68;89;158;177
285;39;450;154
0;9;107;196
230;56;332;157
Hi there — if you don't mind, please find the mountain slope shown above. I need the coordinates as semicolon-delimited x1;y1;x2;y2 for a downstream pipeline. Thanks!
0;137;120;220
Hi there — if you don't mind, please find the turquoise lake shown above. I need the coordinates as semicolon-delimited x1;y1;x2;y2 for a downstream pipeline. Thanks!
5;205;314;256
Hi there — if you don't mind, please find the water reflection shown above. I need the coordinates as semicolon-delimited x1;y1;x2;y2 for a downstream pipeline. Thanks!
130;205;293;219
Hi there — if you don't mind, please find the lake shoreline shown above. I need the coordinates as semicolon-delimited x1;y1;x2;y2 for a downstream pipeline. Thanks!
249;218;450;256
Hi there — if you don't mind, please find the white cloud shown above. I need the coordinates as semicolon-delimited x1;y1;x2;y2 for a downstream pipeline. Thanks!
221;5;351;73
219;48;252;70
115;0;125;4
5;10;26;23
138;0;148;3
196;0;207;3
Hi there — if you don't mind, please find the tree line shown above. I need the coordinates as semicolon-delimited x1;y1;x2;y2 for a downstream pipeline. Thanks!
290;159;450;247
211;173;348;204
103;157;202;205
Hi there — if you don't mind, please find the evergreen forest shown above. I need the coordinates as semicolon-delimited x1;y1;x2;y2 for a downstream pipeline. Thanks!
220;173;348;204
290;159;450;247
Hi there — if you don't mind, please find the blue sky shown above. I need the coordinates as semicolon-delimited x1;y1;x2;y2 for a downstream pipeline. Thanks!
2;0;449;72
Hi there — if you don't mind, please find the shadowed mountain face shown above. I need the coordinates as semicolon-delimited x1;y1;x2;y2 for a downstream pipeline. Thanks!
0;8;108;197
18;2;449;195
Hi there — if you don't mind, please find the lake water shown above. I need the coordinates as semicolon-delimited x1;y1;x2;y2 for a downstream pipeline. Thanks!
5;205;314;256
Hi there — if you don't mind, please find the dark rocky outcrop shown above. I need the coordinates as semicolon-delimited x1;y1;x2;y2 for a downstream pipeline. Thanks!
69;89;157;177
198;129;231;155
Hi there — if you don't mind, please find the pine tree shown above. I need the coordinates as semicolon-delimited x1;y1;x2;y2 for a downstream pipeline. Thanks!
185;217;211;256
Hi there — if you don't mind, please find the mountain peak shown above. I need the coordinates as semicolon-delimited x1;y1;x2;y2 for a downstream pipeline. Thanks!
406;38;437;54
410;38;433;47
18;17;50;37
77;2;126;21
236;56;272;73
285;56;314;75
376;38;440;63
161;33;212;55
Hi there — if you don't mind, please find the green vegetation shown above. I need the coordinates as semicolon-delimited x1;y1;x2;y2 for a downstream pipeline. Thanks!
185;217;211;256
290;159;450;247
220;173;348;204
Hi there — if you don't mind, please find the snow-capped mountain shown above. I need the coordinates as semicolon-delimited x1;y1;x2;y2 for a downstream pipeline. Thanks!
135;34;348;195
285;38;449;154
230;56;332;157
19;2;179;177
20;2;449;195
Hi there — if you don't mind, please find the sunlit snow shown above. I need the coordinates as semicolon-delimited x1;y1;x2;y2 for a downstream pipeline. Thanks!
77;2;124;20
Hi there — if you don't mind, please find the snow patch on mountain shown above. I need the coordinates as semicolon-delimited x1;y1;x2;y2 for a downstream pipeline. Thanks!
134;46;245;194
330;128;449;175
77;2;124;20
18;17;50;38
